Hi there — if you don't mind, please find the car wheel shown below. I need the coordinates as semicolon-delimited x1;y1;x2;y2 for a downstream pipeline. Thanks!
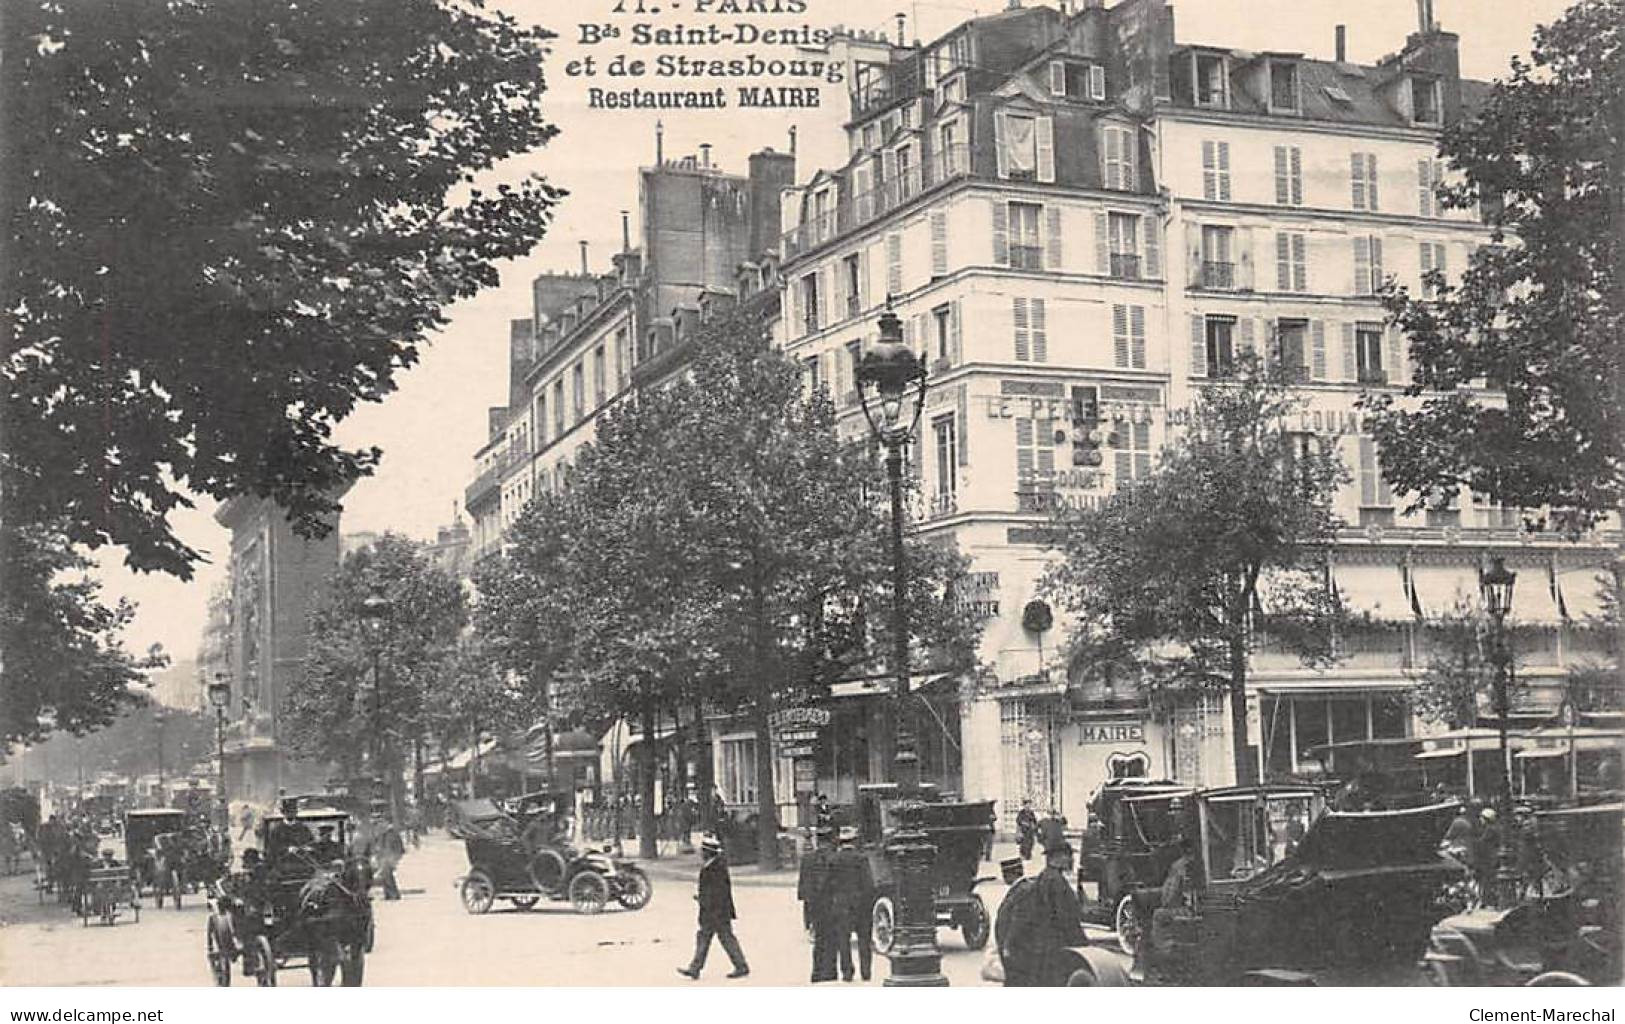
871;896;896;955
569;871;609;915
959;895;990;950
1114;894;1144;956
460;870;495;915
615;867;652;911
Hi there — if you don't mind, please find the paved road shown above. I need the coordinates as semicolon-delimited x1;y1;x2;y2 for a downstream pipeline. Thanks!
1;836;1018;987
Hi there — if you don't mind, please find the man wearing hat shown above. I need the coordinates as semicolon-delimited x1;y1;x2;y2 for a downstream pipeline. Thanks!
830;826;876;982
1005;831;1087;985
679;833;749;980
1015;800;1039;860
993;856;1033;985
798;824;840;982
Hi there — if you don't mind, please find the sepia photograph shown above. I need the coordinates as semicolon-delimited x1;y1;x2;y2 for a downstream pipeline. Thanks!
1;0;1619;999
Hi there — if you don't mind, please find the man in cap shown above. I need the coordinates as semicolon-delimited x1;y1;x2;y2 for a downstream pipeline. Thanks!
1005;830;1087;985
830;826;876;982
678;833;749;980
798;824;840;982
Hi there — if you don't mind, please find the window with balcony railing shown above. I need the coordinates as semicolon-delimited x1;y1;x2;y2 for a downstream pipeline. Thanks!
1356;326;1385;384
1110;253;1142;280
1202;261;1234;289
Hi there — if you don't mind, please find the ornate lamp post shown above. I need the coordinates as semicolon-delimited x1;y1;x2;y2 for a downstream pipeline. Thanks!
360;584;394;818
1478;555;1517;906
856;305;944;987
154;707;167;800
207;675;231;829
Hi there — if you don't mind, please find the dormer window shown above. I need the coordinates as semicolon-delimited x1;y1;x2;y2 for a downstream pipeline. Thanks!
1049;60;1106;101
1269;59;1300;113
937;75;966;106
1195;52;1228;108
863;123;880;151
1411;77;1441;124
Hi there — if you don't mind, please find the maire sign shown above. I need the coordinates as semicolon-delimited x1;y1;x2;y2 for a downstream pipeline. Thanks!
1076;721;1145;745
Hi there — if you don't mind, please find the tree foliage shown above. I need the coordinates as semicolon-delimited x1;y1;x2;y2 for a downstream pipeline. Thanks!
1045;361;1347;782
480;309;984;864
1361;0;1622;528
1410;598;1529;731
20;698;216;785
1;0;564;575
282;534;466;789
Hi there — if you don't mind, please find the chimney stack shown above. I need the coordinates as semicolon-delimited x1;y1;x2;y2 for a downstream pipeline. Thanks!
620;210;631;253
655;119;664;165
1335;24;1346;62
699;143;712;168
1417;0;1435;32
579;240;588;276
788;125;798;156
894;12;905;45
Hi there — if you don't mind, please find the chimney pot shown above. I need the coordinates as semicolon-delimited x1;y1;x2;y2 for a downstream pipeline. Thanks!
579;240;588;276
1335;24;1346;62
894;12;905;45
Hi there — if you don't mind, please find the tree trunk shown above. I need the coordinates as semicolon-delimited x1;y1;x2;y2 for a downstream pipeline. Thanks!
638;698;659;860
536;663;556;789
748;576;780;870
691;693;714;832
412;736;425;807
1229;631;1255;786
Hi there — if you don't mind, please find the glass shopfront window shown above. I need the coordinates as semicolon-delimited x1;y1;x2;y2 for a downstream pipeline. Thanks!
719;736;758;806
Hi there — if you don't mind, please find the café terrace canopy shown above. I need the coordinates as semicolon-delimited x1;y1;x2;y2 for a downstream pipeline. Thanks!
1332;563;1410;621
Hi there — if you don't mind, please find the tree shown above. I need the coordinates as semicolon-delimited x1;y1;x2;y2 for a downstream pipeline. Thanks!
1;522;165;746
282;534;466;812
1359;0;1622;687
420;636;535;798
1045;362;1347;783
1410;598;1526;731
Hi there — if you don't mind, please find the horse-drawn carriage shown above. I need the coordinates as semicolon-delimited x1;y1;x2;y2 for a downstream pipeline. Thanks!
451;796;652;915
125;808;189;899
850;783;996;954
80;856;140;927
205;808;374;986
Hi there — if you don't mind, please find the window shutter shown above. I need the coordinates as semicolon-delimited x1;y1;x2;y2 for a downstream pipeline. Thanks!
1095;210;1110;274
1367;154;1379;210
1359;435;1377;506
1354;236;1371;294
914;313;928;362
818;267;831;327
1291;233;1307;292
1236;226;1254;289
1130;304;1146;368
1239;316;1255;359
949;299;963;364
1115;444;1131;484
830;263;846;320
1185;221;1201;284
1370;237;1384;291
1276;232;1291;290
1351;152;1366;209
1434;243;1446;282
1341;322;1357;381
902;313;916;353
1124;129;1138;191
1311;319;1327;380
992;200;1009;265
1036;420;1055;477
1417;159;1433;216
1203;141;1217;199
1274;146;1290;204
1112;304;1129;367
787;284;801;338
1290;147;1303;205
1045;206;1063;270
859;247;871;309
1031;298;1048;363
930;211;948;278
1217;142;1231;200
956;384;969;466
1036;116;1055;183
887;232;903;296
1143;215;1161;278
1189;314;1207;376
1016;418;1034;479
1049;61;1065;95
1134;422;1151;477
1386;324;1404;385
1013;297;1030;361
1089;64;1106;100
1419;240;1434;292
994;112;1010;178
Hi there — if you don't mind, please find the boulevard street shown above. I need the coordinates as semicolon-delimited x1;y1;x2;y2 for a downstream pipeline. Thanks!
1;836;1007;987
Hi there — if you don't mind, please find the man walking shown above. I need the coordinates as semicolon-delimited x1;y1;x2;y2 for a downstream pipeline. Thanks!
1004;832;1087;985
678;834;749;980
798;825;840;982
993;856;1035;986
237;804;256;843
1015;800;1039;860
365;806;405;901
829;826;875;982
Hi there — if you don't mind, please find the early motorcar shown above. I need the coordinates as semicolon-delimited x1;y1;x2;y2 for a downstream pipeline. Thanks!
1074;778;1195;951
452;796;651;915
123;808;188;896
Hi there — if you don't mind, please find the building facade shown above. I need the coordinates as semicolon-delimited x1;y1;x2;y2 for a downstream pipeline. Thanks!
775;0;1617;828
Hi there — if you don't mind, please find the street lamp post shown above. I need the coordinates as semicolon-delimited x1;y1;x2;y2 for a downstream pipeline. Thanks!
207;675;231;830
1478;555;1518;907
360;584;394;821
856;305;945;987
154;708;166;799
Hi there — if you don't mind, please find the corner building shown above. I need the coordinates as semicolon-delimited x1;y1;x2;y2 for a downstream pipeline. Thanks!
777;0;1618;829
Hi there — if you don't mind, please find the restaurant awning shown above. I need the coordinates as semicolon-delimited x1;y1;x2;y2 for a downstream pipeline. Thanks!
1415;748;1465;760
1255;679;1413;694
1556;569;1610;622
445;736;501;770
1410;567;1478;620
1334;563;1410;621
828;672;951;699
1514;748;1569;760
1511;570;1562;625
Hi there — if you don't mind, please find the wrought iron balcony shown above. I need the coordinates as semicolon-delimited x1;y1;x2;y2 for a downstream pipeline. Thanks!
1201;260;1234;289
780;145;973;261
1109;253;1141;280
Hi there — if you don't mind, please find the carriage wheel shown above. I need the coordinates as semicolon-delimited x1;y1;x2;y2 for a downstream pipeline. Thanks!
871;896;896;955
251;935;277;987
206;924;231;987
568;871;608;915
460;870;496;915
339;944;365;987
959;895;990;950
615;867;652;911
310;940;341;987
170;869;184;910
1114;895;1144;956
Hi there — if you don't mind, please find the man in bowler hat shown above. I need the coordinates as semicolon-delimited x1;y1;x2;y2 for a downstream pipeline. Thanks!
830;826;876;981
678;834;749;980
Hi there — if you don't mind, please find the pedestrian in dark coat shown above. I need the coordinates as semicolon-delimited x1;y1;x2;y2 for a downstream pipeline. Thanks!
1015;800;1039;860
798;826;840;982
1004;837;1087;986
993;857;1036;986
830;827;876;982
678;834;749;980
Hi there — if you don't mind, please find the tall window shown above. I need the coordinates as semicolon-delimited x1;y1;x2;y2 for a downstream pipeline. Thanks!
933;415;957;500
1201;225;1234;289
1411;77;1441;125
802;354;822;394
552;379;565;436
1201;140;1232;200
895;144;917;201
800;273;821;333
1012;296;1047;363
719;736;758;805
1112;304;1147;370
571;363;585;422
535;394;547;447
845;339;863;396
1101;125;1136;190
1350;152;1379;210
1275;232;1307;292
614;328;629;391
1113;419;1152;482
1268;60;1299;112
593;345;606;404
1206;316;1235;378
842;253;862;316
1276;320;1308;380
1356;324;1385;383
1353;236;1385;295
1015;417;1056;486
1419;241;1448;298
939;121;960;176
1008;202;1042;270
1001;113;1038;180
1417;159;1441;217
1195;53;1227;107
932;304;952;364
1108;212;1141;279
1273;146;1303;206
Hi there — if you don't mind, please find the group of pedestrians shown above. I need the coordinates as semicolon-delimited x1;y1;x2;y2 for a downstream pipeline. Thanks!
797;826;876;982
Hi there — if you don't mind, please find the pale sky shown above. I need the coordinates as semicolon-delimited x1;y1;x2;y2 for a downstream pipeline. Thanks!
92;0;1573;666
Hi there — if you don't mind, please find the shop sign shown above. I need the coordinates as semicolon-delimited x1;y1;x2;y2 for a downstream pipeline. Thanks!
769;707;831;730
793;761;818;782
953;571;1001;621
778;729;821;743
780;744;816;758
1077;721;1145;745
